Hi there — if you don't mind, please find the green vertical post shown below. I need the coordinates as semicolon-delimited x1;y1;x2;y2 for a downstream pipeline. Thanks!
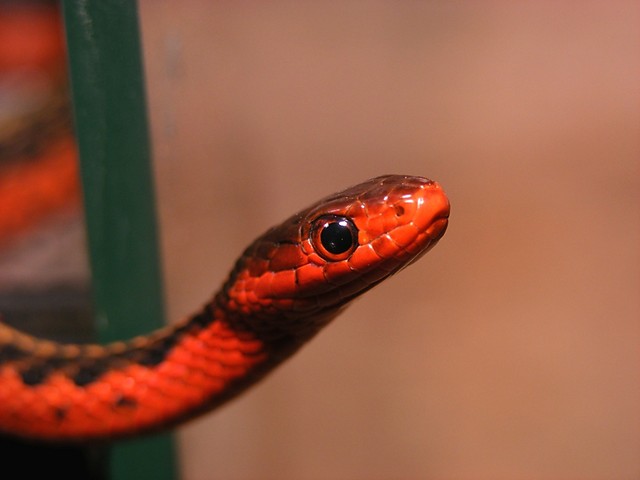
61;1;178;479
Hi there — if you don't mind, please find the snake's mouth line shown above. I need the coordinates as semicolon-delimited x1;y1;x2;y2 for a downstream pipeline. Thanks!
428;217;449;242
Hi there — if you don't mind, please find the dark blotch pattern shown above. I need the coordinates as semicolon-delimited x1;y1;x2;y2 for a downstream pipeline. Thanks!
72;365;106;387
114;395;137;408
54;407;67;421
0;344;29;363
20;366;50;386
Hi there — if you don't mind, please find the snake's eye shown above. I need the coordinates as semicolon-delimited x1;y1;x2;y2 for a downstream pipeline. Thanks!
311;215;358;261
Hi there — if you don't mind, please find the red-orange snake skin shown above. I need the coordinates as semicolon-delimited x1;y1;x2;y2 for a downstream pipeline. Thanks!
0;175;449;441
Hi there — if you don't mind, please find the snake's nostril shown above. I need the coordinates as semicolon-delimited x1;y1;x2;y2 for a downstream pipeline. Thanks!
394;205;405;217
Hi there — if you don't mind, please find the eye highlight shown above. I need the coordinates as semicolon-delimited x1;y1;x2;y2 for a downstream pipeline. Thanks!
310;215;358;261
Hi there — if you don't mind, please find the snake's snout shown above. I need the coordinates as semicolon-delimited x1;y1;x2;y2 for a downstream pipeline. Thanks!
352;176;450;258
391;179;449;238
383;178;449;269
378;178;449;267
415;180;450;236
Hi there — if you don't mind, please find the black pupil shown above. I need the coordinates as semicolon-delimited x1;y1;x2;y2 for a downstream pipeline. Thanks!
320;220;354;254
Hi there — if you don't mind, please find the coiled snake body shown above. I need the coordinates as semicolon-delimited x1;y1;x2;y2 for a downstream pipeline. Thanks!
0;175;449;441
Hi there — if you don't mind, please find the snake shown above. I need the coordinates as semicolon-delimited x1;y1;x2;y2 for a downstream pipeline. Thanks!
0;174;449;441
0;2;79;247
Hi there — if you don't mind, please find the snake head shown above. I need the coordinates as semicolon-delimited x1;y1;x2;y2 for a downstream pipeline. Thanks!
221;175;449;335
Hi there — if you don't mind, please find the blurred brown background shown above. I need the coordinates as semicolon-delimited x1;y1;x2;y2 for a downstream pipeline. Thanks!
138;2;639;479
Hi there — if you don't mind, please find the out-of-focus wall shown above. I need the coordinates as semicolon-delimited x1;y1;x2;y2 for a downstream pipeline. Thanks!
139;2;640;479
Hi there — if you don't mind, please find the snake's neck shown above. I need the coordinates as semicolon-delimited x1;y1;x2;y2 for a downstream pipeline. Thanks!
215;287;347;347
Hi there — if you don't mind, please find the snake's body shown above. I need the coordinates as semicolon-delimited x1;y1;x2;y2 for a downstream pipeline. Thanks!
0;175;449;441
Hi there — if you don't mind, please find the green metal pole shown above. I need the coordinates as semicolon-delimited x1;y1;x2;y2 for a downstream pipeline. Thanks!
61;1;178;479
